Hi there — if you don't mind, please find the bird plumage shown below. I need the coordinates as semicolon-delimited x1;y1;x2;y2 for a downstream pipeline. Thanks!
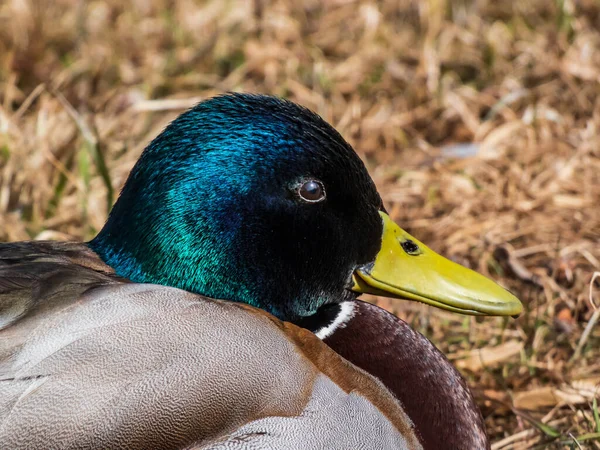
0;93;521;449
0;242;421;449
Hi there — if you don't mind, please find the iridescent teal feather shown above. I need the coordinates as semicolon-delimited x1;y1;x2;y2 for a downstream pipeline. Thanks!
90;94;383;320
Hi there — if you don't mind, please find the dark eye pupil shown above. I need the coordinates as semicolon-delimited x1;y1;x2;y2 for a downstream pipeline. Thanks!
299;180;324;202
401;240;419;254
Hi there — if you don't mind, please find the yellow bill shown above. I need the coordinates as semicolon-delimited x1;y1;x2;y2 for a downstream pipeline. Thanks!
352;212;523;316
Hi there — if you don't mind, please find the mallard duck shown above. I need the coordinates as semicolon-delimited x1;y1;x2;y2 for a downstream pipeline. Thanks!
0;94;521;450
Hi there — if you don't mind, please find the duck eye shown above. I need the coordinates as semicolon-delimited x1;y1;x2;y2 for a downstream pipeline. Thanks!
298;180;325;203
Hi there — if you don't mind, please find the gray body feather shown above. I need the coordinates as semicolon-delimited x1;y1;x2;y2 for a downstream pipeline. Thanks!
0;242;421;450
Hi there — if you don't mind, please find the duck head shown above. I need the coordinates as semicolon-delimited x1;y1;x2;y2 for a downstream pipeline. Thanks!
90;94;522;321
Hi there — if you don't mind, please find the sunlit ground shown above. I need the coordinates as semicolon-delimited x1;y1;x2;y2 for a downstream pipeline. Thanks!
1;1;599;448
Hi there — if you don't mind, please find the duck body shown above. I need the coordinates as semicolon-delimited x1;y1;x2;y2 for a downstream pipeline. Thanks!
306;301;489;449
0;94;521;449
0;242;421;449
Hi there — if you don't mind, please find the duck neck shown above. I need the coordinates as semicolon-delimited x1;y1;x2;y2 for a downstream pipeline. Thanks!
297;300;490;450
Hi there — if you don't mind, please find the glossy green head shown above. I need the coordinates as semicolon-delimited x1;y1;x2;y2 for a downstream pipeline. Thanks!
89;94;384;321
90;93;522;322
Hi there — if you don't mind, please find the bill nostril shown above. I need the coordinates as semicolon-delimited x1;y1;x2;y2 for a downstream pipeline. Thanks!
400;239;420;255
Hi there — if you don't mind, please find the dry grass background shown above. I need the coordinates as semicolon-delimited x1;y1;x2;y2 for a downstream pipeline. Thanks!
1;0;599;448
